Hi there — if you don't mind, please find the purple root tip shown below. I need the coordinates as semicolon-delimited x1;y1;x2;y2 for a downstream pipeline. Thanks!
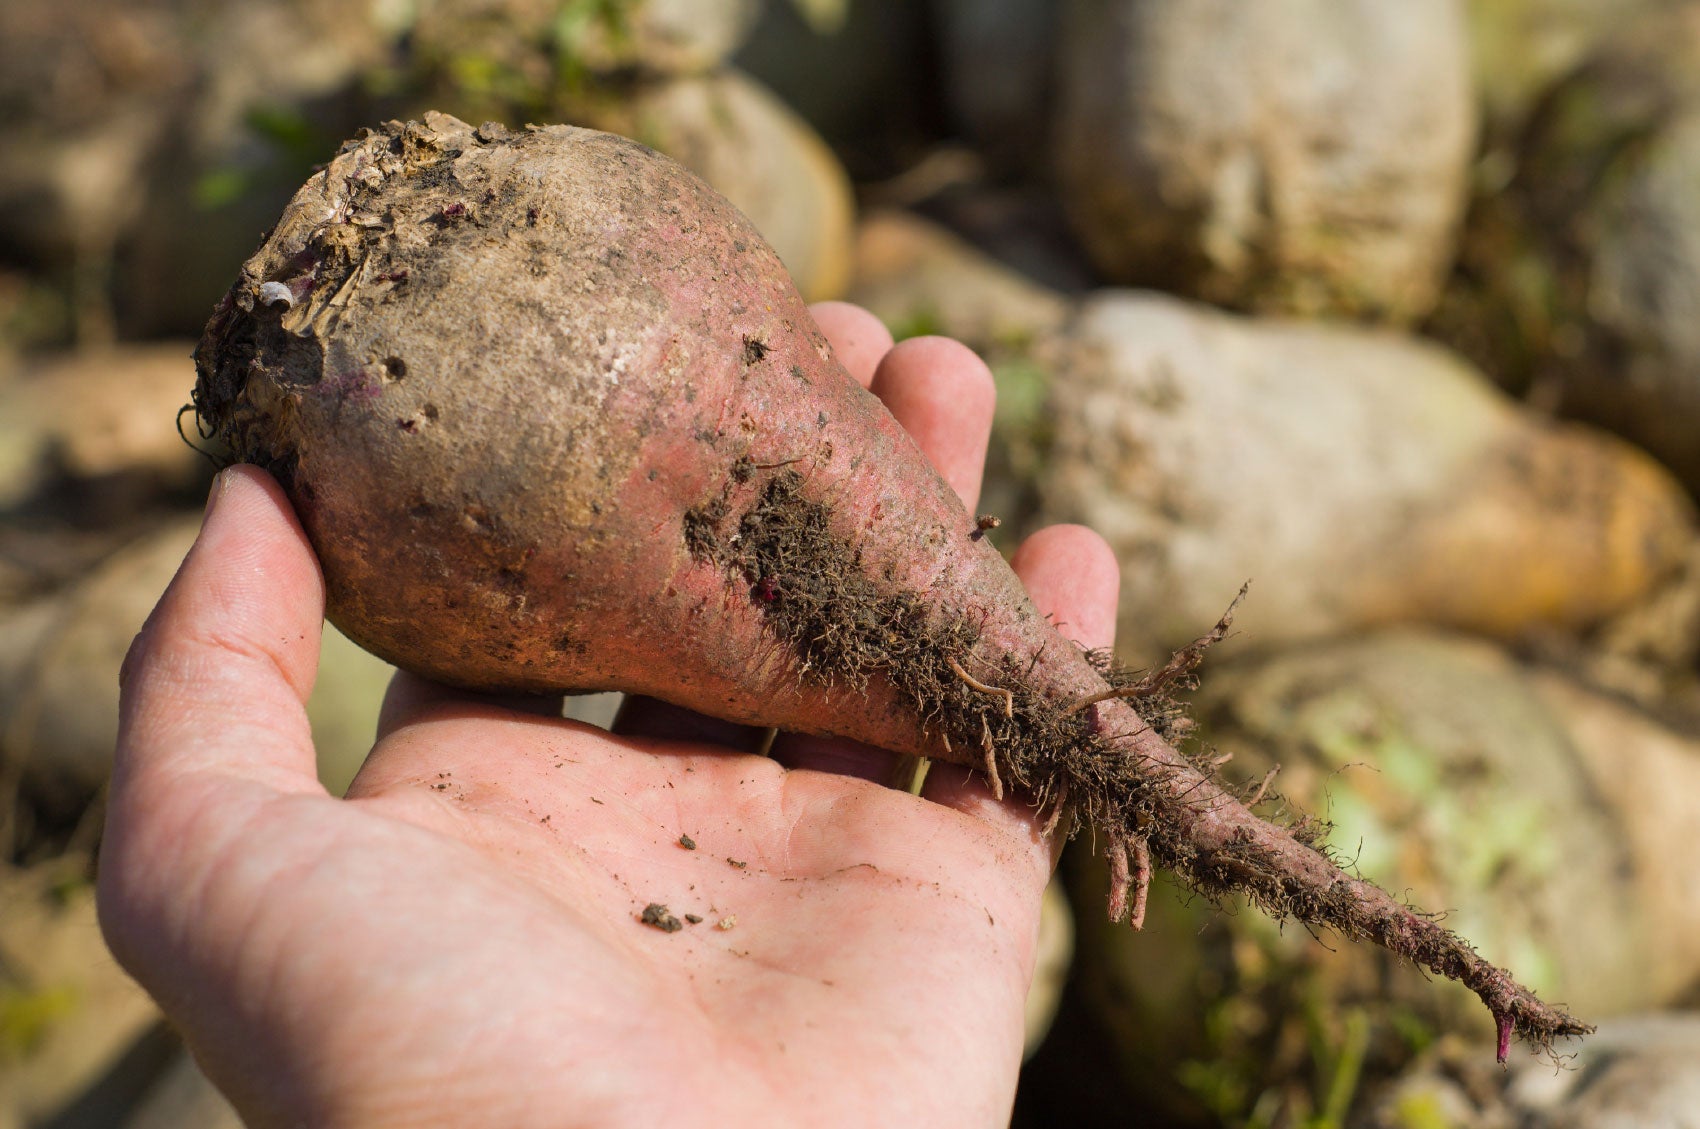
1495;1012;1514;1064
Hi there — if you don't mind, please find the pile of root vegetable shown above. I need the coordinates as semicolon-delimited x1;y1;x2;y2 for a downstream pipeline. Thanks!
8;3;1700;1127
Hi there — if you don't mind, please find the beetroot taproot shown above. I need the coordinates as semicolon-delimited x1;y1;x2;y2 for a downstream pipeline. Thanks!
191;112;1588;1057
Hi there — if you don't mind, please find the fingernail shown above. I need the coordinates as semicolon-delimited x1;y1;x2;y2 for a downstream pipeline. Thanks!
204;467;228;518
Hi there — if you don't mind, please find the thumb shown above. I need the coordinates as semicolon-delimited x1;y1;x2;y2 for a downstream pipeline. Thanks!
110;464;327;810
99;465;333;1044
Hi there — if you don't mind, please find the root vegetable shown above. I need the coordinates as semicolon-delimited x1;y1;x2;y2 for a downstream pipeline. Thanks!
1053;0;1475;324
1039;292;1697;668
191;112;1588;1056
0;342;209;513
1073;629;1674;1105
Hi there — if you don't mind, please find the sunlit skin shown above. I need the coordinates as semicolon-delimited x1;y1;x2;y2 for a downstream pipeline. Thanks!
99;302;1122;1128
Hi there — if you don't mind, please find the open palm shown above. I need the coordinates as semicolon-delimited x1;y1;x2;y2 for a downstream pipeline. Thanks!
98;304;1120;1128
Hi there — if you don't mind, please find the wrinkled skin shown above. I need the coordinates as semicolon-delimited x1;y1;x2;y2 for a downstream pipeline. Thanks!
100;306;1121;1128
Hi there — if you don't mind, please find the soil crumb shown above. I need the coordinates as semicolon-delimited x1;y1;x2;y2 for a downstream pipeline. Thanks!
640;903;683;933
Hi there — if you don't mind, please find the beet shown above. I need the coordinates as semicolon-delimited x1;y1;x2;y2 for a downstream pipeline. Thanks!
193;113;1588;1057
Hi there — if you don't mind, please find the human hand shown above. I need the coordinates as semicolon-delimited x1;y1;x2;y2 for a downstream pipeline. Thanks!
99;303;1121;1128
